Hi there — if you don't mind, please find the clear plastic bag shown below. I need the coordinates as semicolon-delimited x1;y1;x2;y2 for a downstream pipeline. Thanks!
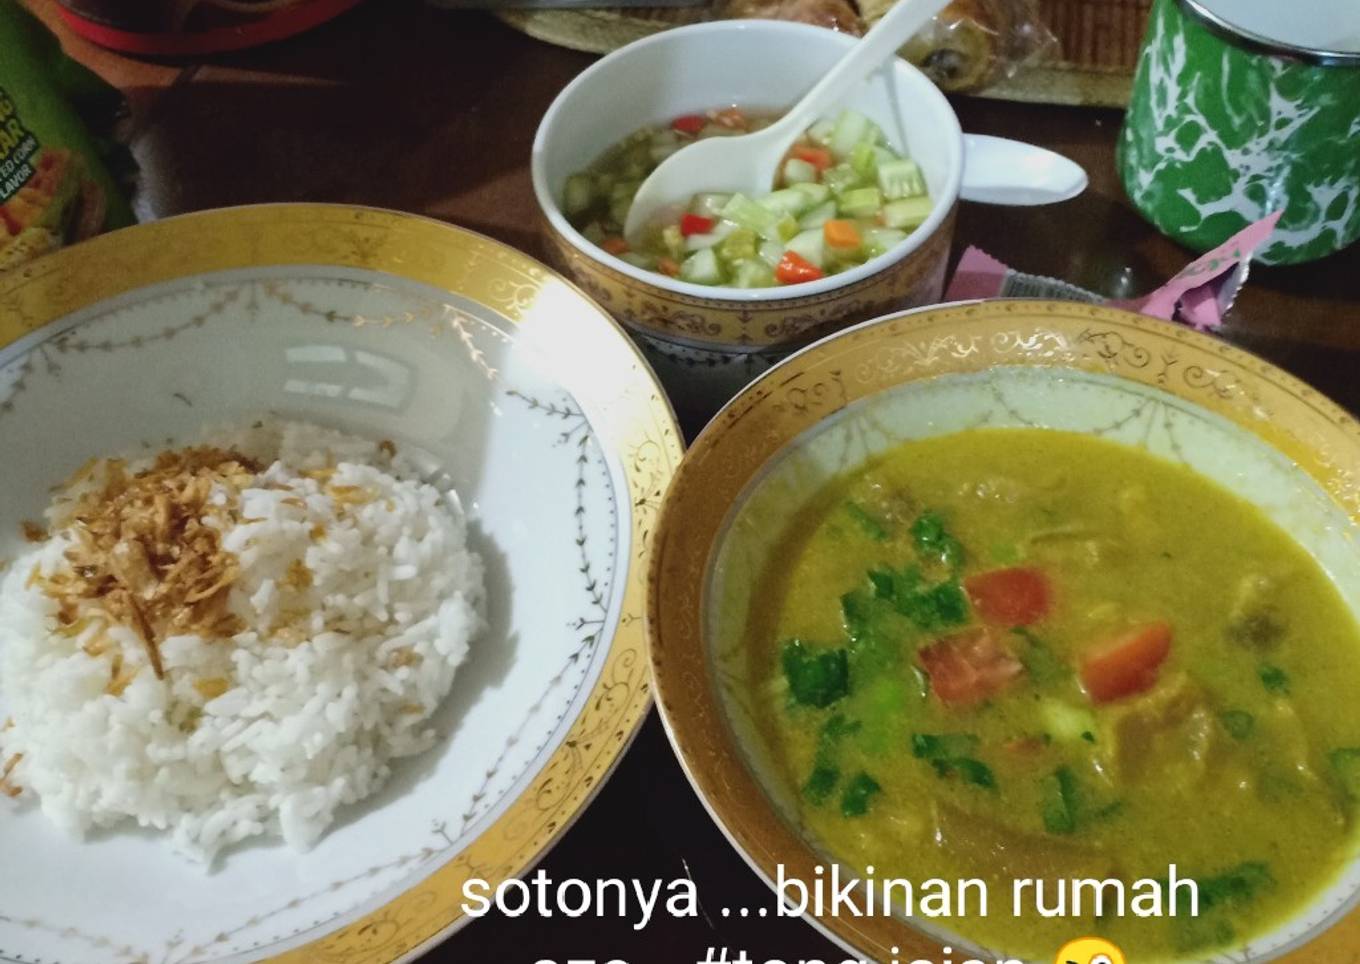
720;0;1059;93
883;0;1058;92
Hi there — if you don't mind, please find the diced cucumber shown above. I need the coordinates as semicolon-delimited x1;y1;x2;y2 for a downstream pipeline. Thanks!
649;143;679;164
881;196;932;230
730;259;776;288
721;193;784;241
829;109;871;160
798;201;838;231
861;226;909;257
784;228;826;269
758;188;813;218
782;157;819;186
679;247;724;285
837;186;882;219
822;164;863;197
850;141;878;179
620;252;654;269
718;227;758;263
691;193;732;219
790;182;831;207
776;213;800;242
758;239;784;267
1040;699;1097;744
684;232;725;252
562;174;595;218
878;158;927;201
660;224;685;260
807;118;836;146
581;222;607;245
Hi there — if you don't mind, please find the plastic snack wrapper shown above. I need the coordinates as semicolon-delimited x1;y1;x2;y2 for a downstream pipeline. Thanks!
0;2;136;275
864;0;1058;92
944;213;1284;331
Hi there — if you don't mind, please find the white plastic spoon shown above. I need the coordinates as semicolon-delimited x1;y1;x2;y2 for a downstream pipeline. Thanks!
623;0;954;241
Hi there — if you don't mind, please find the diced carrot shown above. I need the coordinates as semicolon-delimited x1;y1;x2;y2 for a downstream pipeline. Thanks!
1080;621;1173;704
965;567;1052;627
919;627;1025;707
600;237;629;256
656;256;681;277
823;219;862;250
791;144;834;172
774;251;824;285
680;213;715;237
671;114;707;135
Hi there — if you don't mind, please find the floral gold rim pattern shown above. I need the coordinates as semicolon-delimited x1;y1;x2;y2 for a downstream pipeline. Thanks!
0;204;683;964
540;208;956;351
647;300;1360;963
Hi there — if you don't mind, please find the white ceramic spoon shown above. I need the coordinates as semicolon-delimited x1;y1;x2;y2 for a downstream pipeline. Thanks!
623;0;954;240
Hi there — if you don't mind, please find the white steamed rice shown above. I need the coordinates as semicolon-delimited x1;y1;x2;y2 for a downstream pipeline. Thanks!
0;419;484;862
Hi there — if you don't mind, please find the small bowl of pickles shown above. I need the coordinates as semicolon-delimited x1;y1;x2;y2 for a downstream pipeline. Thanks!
531;19;963;412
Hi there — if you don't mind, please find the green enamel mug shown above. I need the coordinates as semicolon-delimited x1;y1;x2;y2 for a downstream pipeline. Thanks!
1118;0;1360;265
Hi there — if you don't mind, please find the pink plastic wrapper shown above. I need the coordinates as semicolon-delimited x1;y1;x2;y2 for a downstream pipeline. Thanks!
944;212;1283;331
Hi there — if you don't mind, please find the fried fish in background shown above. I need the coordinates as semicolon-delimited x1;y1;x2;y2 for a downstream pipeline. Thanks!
862;0;1012;89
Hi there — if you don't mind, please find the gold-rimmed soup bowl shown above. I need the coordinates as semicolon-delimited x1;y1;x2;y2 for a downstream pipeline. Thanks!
648;300;1360;963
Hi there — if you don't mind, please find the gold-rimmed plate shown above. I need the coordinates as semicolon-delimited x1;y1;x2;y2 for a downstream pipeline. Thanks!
0;204;681;963
648;300;1360;963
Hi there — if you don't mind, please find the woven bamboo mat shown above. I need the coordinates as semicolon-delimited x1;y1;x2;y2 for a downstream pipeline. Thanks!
499;0;1151;107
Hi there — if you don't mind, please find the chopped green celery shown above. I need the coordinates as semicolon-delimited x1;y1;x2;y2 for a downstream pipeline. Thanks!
759;188;812;217
758;239;784;267
822;163;863;197
911;510;965;569
829;109;872;159
798;201;839;231
843;501;887;540
691;193;732;218
660;225;685;260
581;221;607;245
1014;629;1071;686
861;226;908;257
785;228;826;269
562;174;595;218
912;732;980;760
858;677;909;754
837;186;882;219
840;772;881;817
877;158;927;200
730;259;775;288
1259;664;1290;693
1196;863;1274;910
1041;766;1079;834
882;196;933;230
783;157;819;185
1220;710;1256;741
803;763;839;805
789;181;832;206
684;232;725;252
718;227;758;263
775;214;800;242
807;118;836;146
1040;699;1096;743
679;247;723;285
1330;748;1360;799
780;640;849;708
721;193;784;241
619;252;654;270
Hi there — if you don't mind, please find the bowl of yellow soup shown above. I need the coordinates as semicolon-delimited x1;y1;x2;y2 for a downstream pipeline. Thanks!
648;299;1360;963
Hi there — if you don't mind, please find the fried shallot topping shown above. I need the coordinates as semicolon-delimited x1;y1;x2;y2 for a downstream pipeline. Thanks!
40;447;262;679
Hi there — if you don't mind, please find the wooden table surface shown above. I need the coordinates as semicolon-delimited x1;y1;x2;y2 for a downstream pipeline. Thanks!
21;1;1360;961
